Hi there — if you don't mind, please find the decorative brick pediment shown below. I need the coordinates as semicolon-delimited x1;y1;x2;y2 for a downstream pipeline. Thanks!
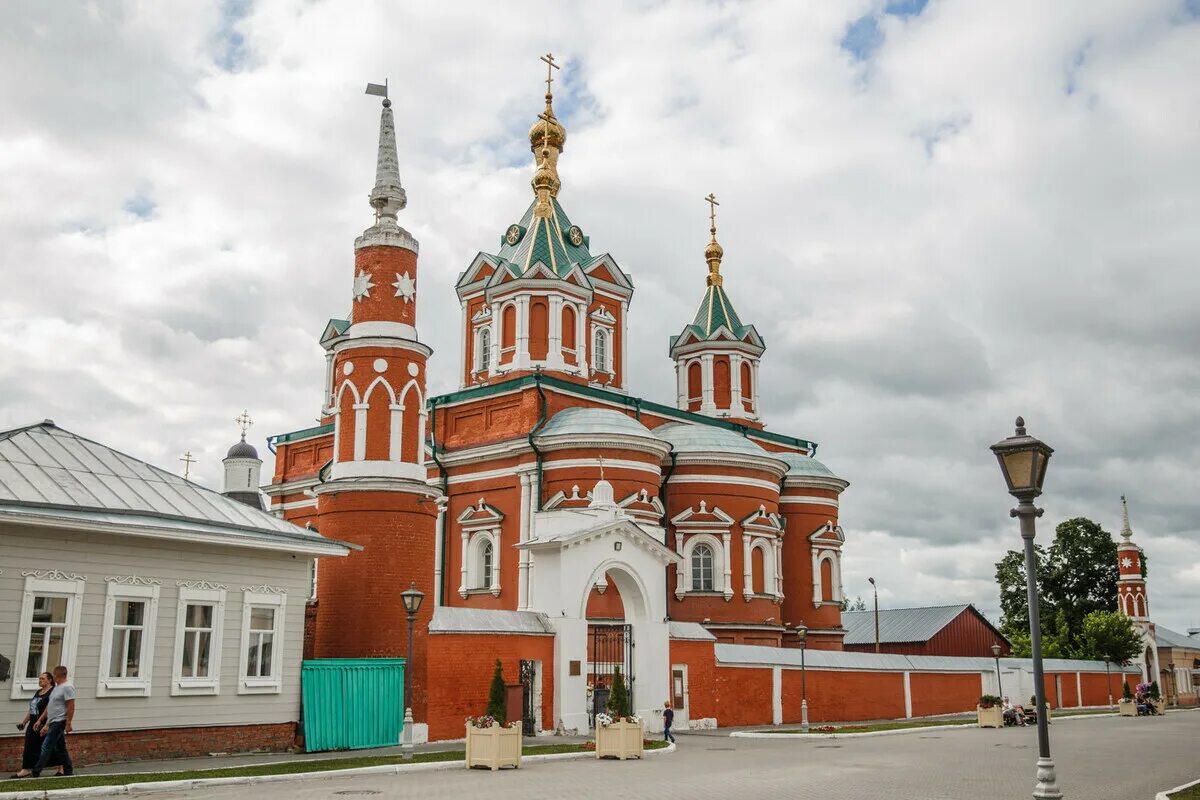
809;521;845;547
671;501;734;527
457;498;505;528
740;505;782;534
617;489;664;520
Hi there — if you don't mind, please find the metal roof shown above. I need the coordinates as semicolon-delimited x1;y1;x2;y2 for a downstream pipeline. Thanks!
669;621;717;641
774;452;841;480
429;606;553;635
537;407;657;440
842;604;993;645
1156;625;1200;650
0;422;349;555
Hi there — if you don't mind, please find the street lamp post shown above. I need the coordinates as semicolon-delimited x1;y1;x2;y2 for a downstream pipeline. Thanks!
796;624;809;732
868;577;880;653
400;581;425;760
991;417;1061;800
992;642;1003;699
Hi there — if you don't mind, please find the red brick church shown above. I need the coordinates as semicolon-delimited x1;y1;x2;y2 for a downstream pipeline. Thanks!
265;61;851;740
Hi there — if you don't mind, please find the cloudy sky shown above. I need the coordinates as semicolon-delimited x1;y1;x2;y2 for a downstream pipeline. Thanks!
2;0;1197;633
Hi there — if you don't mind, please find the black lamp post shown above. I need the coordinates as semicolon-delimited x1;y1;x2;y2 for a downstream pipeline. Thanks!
991;417;1061;799
796;624;809;732
992;642;1003;699
868;577;880;653
400;581;424;757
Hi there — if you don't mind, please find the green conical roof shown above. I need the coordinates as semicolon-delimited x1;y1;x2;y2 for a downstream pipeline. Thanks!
690;283;747;337
496;197;591;277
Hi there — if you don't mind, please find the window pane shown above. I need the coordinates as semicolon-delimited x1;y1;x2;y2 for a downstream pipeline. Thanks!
259;634;273;677
124;629;142;677
247;640;260;676
32;596;67;624
250;607;274;631
196;631;211;677
182;630;196;677
27;627;65;678
24;629;44;679
117;600;145;627
186;603;213;628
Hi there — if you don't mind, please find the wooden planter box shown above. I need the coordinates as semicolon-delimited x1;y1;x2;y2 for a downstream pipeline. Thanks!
1118;699;1136;716
977;705;1003;728
465;722;522;770
595;719;645;760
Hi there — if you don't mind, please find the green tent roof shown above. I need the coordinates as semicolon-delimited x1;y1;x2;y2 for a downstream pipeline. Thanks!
495;197;591;277
688;283;749;339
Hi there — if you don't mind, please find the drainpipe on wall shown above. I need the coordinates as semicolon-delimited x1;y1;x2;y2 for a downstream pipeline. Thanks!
428;396;450;607
527;372;549;510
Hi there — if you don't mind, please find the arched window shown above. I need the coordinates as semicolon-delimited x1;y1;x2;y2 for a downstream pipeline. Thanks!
691;544;714;591
751;545;766;595
592;327;609;373
820;557;834;602
476;327;491;371
479;539;494;590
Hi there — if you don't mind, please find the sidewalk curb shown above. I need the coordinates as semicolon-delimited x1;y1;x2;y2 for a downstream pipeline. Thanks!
0;743;675;800
1157;776;1200;800
729;710;1138;740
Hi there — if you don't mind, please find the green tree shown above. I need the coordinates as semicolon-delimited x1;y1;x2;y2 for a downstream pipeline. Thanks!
1079;610;1142;664
607;666;631;718
841;595;867;612
995;517;1129;656
486;659;507;723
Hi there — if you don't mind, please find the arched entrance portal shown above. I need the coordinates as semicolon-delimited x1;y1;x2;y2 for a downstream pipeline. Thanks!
524;517;678;734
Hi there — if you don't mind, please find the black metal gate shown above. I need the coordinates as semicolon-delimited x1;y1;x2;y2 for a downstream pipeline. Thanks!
519;660;537;736
590;624;633;725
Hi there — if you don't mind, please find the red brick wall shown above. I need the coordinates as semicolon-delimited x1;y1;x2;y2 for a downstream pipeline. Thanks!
909;672;981;717
0;723;295;772
670;639;718;721
780;669;906;723
425;632;555;741
712;667;774;727
303;600;318;661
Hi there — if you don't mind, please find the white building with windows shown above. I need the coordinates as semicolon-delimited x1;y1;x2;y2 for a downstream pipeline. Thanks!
0;421;351;767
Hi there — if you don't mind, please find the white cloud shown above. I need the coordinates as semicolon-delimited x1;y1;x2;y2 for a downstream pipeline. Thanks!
1;0;1197;632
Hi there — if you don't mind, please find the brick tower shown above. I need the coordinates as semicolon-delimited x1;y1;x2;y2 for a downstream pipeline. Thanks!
311;91;439;724
1115;495;1159;681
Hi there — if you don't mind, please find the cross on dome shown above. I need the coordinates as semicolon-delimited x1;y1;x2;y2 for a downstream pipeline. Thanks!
235;410;254;441
704;192;725;287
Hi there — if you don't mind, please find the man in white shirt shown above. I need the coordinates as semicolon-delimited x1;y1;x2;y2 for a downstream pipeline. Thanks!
31;665;75;778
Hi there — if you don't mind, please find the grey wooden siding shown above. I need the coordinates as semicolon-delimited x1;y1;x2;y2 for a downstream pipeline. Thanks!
0;523;314;734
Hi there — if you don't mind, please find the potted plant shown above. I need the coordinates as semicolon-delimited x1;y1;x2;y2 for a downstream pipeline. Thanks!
1118;680;1136;716
594;667;644;759
977;694;1004;728
1148;680;1164;714
466;659;522;770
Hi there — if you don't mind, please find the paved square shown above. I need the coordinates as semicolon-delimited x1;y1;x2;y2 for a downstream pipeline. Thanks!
138;712;1199;800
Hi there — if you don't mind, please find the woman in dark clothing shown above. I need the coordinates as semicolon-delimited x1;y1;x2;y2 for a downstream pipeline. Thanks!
13;672;59;778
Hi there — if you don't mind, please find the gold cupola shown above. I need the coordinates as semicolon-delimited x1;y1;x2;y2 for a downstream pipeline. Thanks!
704;193;724;287
527;53;566;198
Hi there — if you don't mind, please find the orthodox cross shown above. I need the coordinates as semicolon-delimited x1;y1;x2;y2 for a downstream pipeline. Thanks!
705;192;719;237
179;451;196;480
540;52;560;97
235;410;254;440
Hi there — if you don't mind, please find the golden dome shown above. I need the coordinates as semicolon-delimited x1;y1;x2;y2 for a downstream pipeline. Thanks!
531;150;560;196
705;239;724;262
528;97;566;152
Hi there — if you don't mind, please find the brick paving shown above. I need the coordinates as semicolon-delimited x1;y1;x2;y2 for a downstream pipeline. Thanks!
134;710;1199;800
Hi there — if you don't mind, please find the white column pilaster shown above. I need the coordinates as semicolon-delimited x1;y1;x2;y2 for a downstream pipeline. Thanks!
489;301;500;375
675;361;687;410
576;303;587;373
388;403;403;461
433;499;447;608
774;537;784;599
516;295;531;368
352;403;369;461
458;300;467;387
491;527;501;597
674;531;686;600
548;295;564;368
619;300;629;389
749;359;760;417
742;534;753;600
729;353;743;412
812;550;821;606
323;352;335;411
458;529;469;599
700;354;716;413
527;469;540;602
518;473;531;610
721;531;733;601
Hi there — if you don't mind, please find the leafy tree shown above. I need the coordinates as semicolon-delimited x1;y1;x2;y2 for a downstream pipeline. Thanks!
1122;680;1133;701
995;517;1130;656
486;659;507;723
607;666;631;718
841;595;867;612
1079;610;1142;665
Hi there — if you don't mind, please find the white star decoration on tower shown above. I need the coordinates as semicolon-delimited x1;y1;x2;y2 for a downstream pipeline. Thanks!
392;271;415;302
353;270;375;302
1121;556;1133;568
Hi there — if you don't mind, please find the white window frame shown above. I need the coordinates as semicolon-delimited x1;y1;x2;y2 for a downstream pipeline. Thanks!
465;529;501;597
11;572;85;699
97;579;160;698
172;585;226;696
691;543;716;591
238;590;286;694
474;325;492;372
591;326;611;373
682;534;726;595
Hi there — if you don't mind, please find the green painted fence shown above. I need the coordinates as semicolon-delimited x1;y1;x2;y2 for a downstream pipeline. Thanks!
302;658;406;751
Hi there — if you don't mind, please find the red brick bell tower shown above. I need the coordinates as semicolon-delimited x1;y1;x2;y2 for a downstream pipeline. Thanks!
312;89;439;724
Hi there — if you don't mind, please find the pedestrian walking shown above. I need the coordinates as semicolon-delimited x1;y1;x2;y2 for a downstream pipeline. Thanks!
663;700;676;743
31;666;75;778
11;672;60;778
